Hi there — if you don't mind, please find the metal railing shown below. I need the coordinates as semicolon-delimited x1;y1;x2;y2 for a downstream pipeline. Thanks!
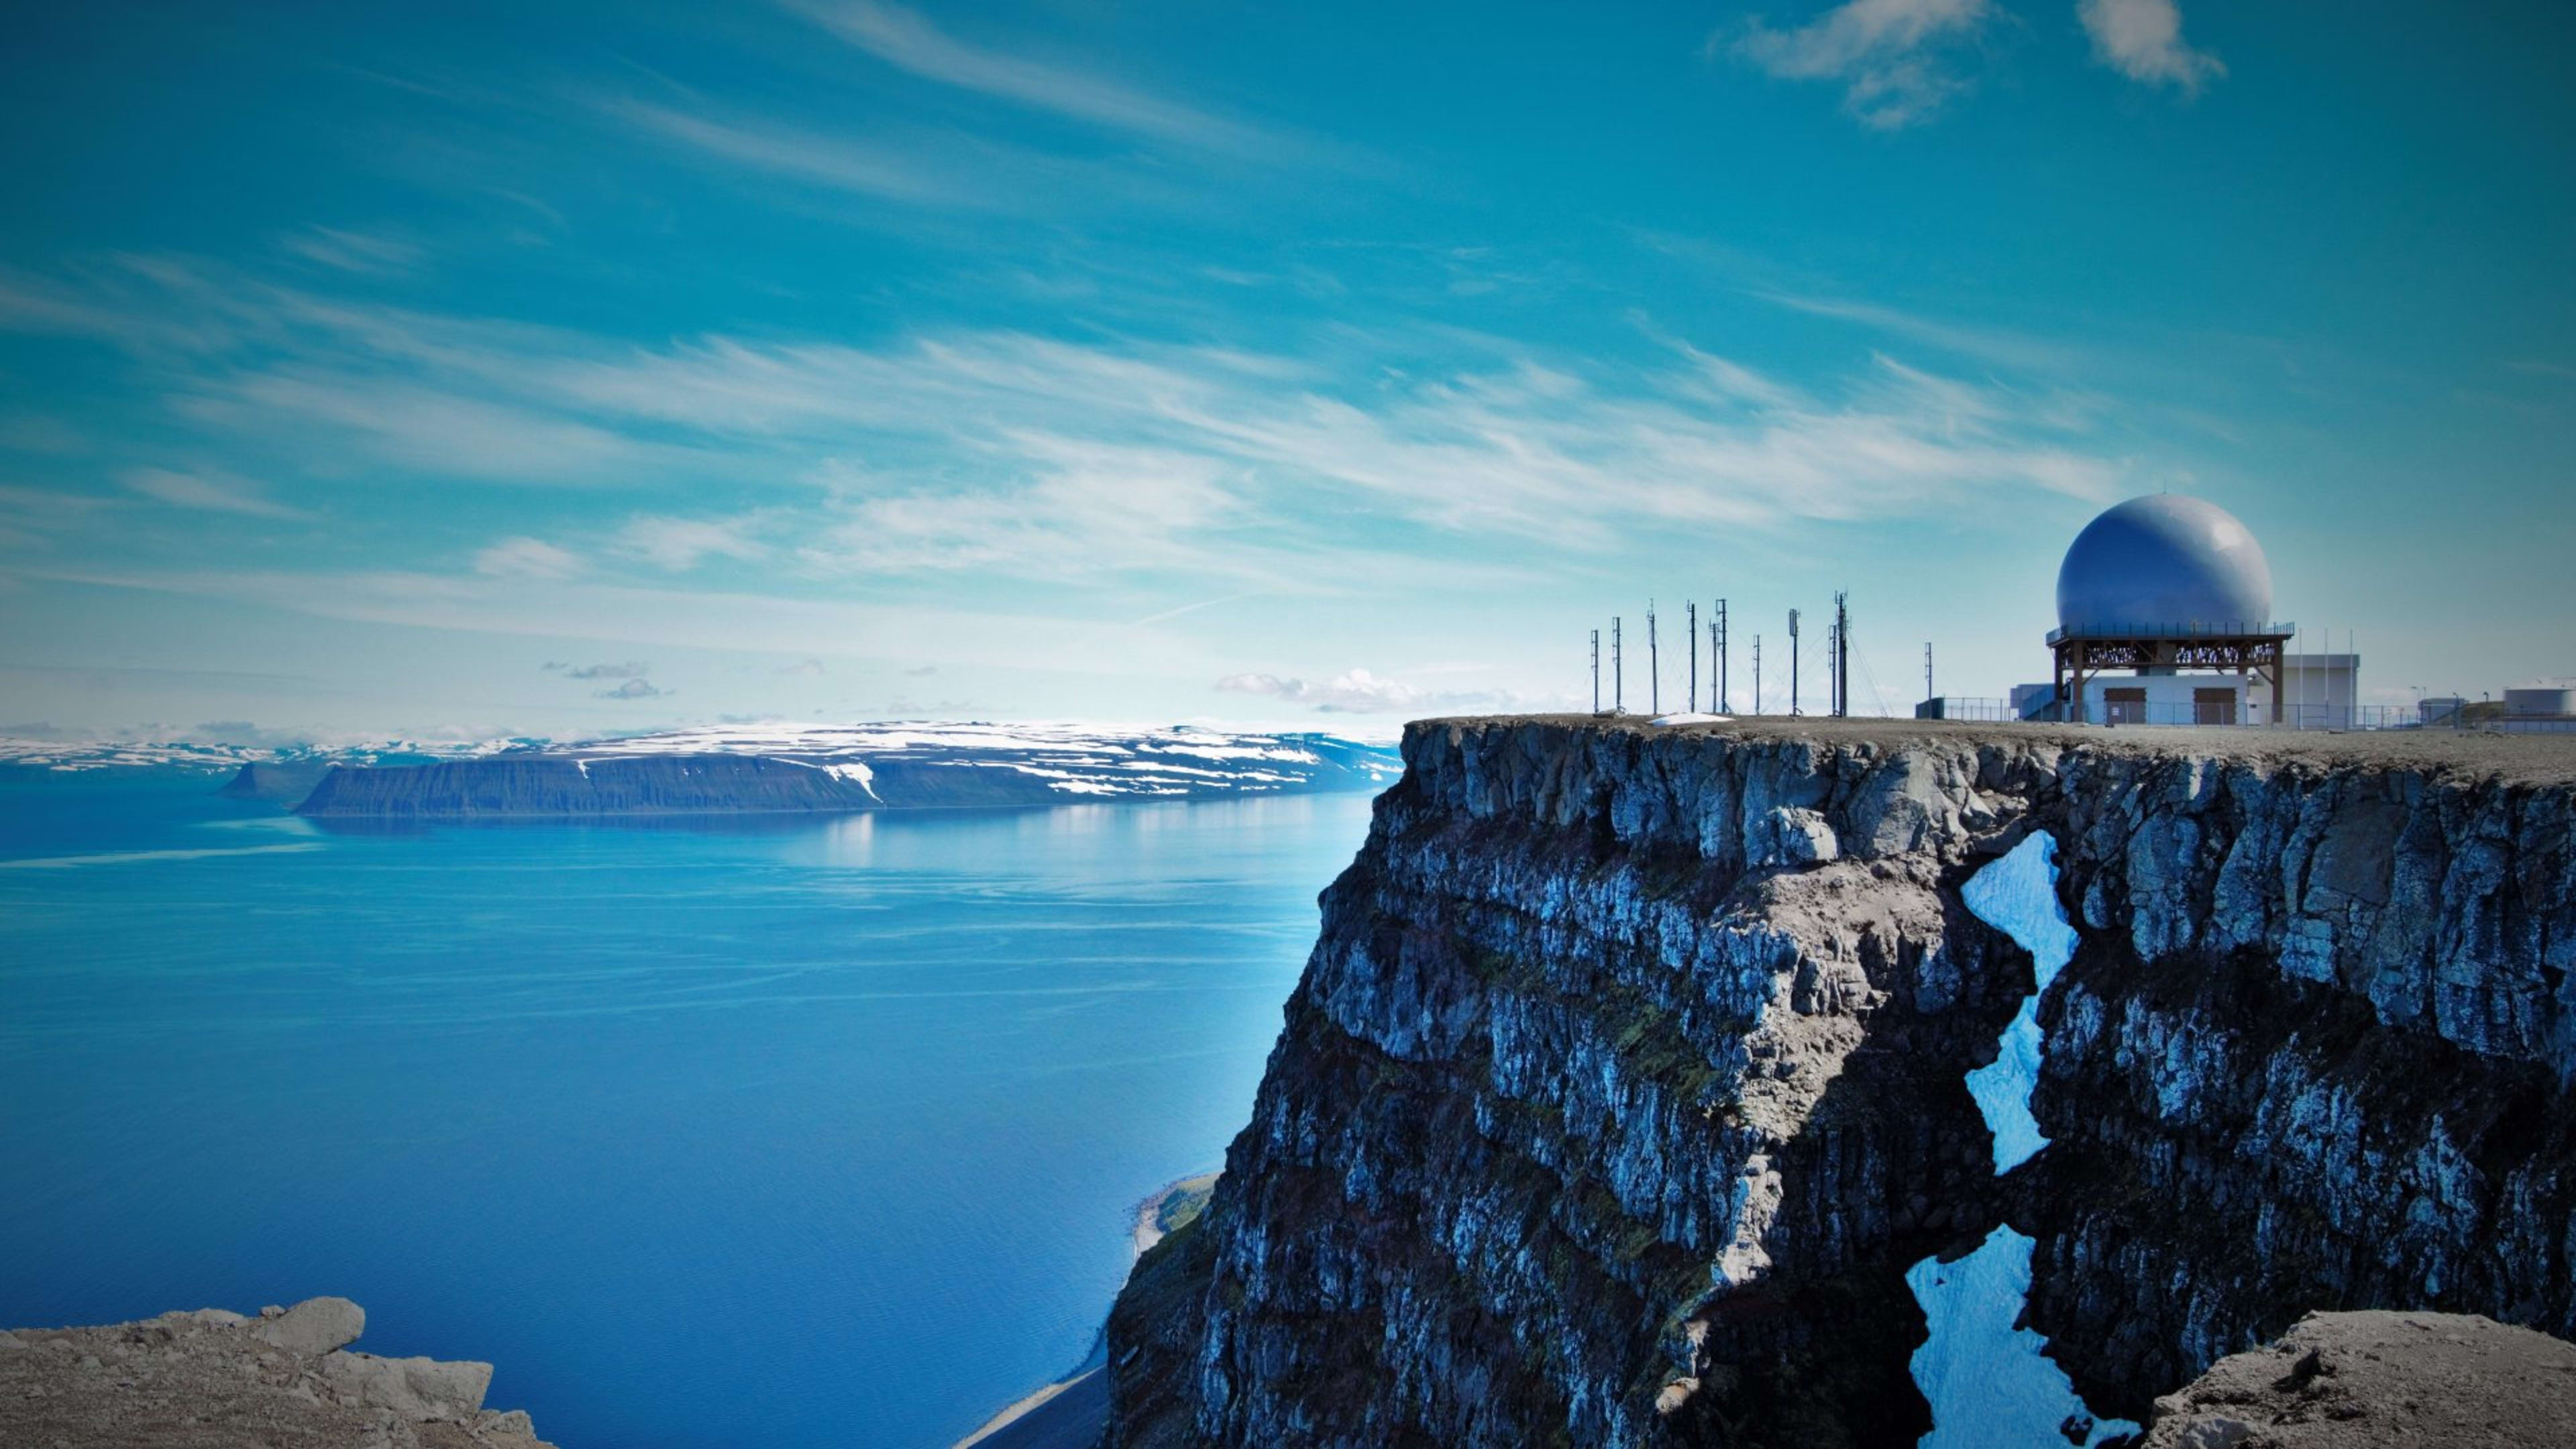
2046;621;2295;645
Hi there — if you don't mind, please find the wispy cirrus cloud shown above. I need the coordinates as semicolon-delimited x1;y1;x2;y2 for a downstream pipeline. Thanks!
476;536;583;580
2076;0;2222;94
0;250;2128;603
784;0;1273;155
280;227;425;276
595;96;967;207
1730;0;1998;131
614;513;772;571
120;466;309;520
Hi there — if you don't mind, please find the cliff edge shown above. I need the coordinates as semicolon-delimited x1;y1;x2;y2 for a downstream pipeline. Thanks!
1104;716;2576;1447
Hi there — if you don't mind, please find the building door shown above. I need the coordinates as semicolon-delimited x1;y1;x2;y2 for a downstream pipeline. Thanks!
2104;687;2147;724
2194;688;2238;726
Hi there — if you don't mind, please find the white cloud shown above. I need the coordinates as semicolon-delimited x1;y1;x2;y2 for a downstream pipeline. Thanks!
785;0;1267;154
281;227;425;276
595;676;667;700
561;661;649;680
1217;667;1455;714
1;254;2131;601
120;466;308;519
614;513;772;570
1733;0;1998;130
596;97;966;207
2076;0;2222;93
474;536;583;580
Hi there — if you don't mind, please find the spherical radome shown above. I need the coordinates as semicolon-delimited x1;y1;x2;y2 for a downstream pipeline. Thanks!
2055;494;2274;636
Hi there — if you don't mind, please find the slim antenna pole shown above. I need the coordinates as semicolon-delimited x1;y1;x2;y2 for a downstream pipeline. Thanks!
1591;629;1601;714
1717;599;1729;714
1686;602;1698;713
1827;623;1839;718
1789;608;1802;717
1613;616;1623;714
1925;642;1934;704
1753;635;1762;714
1835;591;1850;719
1648;600;1660;716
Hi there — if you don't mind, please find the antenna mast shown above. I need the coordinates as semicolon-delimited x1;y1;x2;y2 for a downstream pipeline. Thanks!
1613;616;1623;714
1753;634;1762;715
1648;600;1660;715
1686;601;1697;713
1591;629;1601;714
1924;642;1934;705
1716;598;1729;714
1789;608;1802;717
1833;590;1850;718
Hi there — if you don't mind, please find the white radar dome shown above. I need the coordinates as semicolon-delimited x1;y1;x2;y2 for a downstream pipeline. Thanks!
2055;494;2274;636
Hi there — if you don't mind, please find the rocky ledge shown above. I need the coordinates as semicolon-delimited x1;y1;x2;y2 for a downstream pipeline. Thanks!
0;1297;555;1449
2145;1310;2576;1447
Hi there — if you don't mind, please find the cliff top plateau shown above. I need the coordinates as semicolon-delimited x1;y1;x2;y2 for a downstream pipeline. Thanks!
1435;713;2576;787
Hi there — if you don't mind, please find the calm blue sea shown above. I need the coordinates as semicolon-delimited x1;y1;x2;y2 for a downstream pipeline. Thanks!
0;771;1377;1448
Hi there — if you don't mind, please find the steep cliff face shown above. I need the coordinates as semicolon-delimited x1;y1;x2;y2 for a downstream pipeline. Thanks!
1104;718;2576;1446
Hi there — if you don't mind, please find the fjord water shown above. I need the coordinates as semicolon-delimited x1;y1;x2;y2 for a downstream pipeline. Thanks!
0;772;1377;1447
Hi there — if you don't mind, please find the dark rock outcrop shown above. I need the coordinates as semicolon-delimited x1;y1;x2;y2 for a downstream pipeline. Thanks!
1103;717;2576;1447
217;761;332;802
0;1297;555;1448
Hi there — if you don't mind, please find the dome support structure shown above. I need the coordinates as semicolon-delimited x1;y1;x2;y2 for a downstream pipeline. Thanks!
2047;623;2292;726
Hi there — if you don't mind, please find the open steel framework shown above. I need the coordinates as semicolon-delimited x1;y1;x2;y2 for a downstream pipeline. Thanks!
2047;621;2294;726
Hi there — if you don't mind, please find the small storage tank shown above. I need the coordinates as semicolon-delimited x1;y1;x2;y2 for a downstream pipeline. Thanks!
2504;686;2576;718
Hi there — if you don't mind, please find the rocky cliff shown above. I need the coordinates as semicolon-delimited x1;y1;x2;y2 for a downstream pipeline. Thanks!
1104;717;2576;1447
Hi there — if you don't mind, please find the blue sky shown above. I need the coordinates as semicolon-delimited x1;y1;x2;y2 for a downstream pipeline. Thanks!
2;0;2569;741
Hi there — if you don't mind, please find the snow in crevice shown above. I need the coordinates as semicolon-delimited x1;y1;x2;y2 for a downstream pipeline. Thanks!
1960;830;2082;1174
1907;1226;2140;1448
1904;828;2135;1448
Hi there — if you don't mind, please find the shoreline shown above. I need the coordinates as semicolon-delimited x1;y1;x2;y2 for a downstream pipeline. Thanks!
951;1170;1221;1449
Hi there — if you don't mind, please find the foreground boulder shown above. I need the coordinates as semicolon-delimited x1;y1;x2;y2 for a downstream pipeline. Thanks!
0;1297;554;1448
2145;1310;2576;1446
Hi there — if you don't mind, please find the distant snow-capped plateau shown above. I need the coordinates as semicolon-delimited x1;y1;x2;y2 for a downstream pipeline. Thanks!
1;722;1405;816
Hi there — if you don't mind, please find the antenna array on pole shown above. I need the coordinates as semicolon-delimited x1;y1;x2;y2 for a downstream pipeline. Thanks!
1788;608;1801;717
1715;599;1728;715
1832;590;1849;719
1686;602;1697;714
1613;617;1623;714
1648;600;1660;716
1591;629;1601;714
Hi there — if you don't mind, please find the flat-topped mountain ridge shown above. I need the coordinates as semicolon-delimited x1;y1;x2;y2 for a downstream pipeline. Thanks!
291;721;1401;817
